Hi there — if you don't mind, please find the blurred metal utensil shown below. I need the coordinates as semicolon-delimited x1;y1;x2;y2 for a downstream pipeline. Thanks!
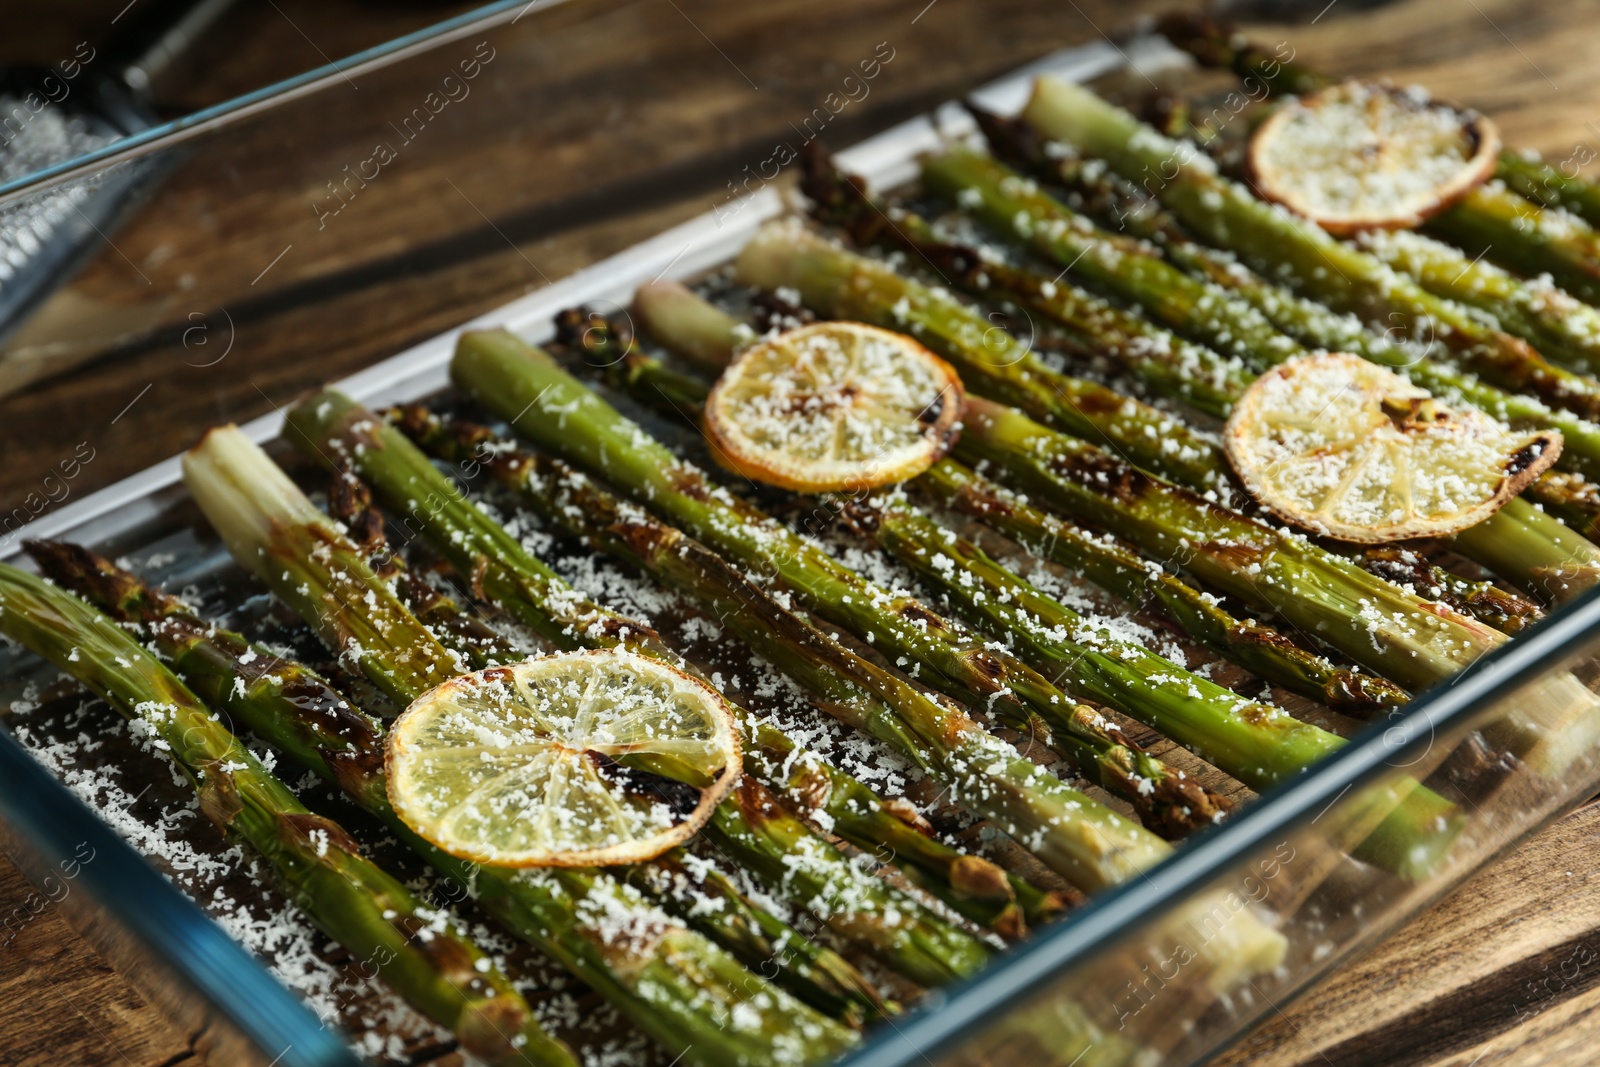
0;0;237;352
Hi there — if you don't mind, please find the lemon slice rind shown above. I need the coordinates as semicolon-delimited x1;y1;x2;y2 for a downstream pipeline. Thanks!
1224;353;1560;543
703;320;965;493
386;649;740;868
1248;80;1500;235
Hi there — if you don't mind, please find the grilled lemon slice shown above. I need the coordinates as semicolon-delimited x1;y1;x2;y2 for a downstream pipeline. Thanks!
1224;353;1560;543
703;320;964;492
386;650;740;867
1248;80;1499;234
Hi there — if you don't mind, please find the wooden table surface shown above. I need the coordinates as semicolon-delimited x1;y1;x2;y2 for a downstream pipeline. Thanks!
5;0;1600;1064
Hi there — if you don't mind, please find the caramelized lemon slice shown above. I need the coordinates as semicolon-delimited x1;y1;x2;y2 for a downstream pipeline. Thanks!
703;321;964;492
1224;353;1560;543
386;650;740;867
1249;80;1499;234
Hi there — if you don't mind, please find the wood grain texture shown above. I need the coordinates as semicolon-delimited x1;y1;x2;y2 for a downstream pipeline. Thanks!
6;0;1600;1065
0;858;192;1067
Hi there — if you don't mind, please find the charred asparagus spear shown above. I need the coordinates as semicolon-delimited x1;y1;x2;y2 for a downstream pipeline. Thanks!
1354;223;1600;379
1428;183;1600;309
0;558;579;1067
180;425;859;1067
918;146;1300;372
915;459;1411;709
1498;151;1600;231
1153;12;1329;98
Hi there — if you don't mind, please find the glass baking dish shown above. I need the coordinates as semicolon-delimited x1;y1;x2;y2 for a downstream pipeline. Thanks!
4;4;1600;1065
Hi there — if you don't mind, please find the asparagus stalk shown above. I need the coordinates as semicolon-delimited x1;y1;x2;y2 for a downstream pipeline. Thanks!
630;282;754;369
1020;79;1600;425
182;425;858;1067
626;850;892;1023
1429;182;1600;309
29;541;893;1027
1153;12;1329;97
1352;546;1542;637
857;494;1462;878
0;559;579;1067
443;334;1235;841
554;305;742;411
1524;470;1600;541
1353;224;1600;379
1498;151;1600;231
919;147;1301;371
327;470;527;669
628;286;1413;710
288;394;1040;946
